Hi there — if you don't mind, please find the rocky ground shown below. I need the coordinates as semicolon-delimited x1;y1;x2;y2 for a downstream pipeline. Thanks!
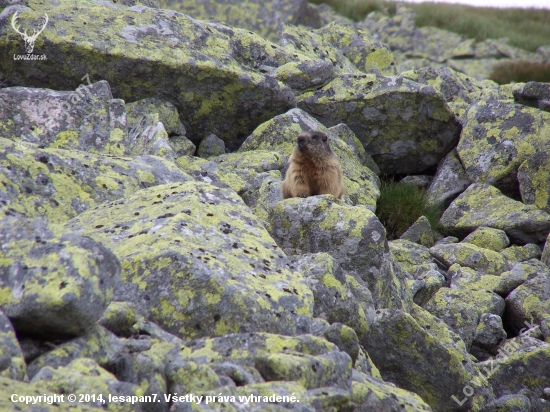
0;0;550;411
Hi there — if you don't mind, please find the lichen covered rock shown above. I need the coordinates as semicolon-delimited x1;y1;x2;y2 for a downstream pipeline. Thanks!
66;181;314;340
0;1;296;150
0;81;127;155
518;151;550;214
297;74;461;174
0;310;26;381
0;217;120;340
440;184;550;244
429;242;509;276
361;309;473;411
0;137;191;223
268;195;412;310
456;99;550;195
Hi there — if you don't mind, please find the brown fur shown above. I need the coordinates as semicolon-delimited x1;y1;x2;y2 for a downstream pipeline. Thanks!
281;131;345;199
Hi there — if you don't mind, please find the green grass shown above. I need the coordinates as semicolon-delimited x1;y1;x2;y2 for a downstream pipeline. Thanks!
375;180;442;240
310;0;550;52
489;61;550;84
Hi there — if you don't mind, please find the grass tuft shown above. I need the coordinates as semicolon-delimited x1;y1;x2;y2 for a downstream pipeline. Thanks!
489;61;550;84
375;180;442;240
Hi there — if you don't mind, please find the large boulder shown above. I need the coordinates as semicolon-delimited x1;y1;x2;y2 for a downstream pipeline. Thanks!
268;195;413;311
504;272;550;335
0;82;127;155
0;1;296;150
0;217;120;340
0;137;191;223
440;184;550;244
456;99;550;196
65;181;315;340
361;309;473;411
296;74;461;174
161;0;322;42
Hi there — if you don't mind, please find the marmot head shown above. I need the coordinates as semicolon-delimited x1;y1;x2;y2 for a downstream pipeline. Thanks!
296;131;332;160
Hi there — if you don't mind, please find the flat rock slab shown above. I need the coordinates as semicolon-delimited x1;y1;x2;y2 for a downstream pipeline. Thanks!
0;138;191;223
297;74;461;174
440;183;550;244
65;181;314;340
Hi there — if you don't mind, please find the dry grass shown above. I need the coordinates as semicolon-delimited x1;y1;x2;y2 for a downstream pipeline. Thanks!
489;61;550;84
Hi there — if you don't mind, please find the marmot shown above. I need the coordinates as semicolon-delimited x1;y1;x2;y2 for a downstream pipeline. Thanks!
281;131;345;199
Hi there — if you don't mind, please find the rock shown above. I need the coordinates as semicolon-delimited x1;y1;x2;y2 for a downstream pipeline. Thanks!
486;395;532;412
440;184;550;244
323;323;360;366
0;375;98;411
0;1;296;150
430;242;509;276
280;24;359;77
435;236;459;245
297;74;461;174
268;195;412;310
456;100;550;196
518;151;550;214
426;149;471;208
239;108;380;210
412;269;446;307
448;58;513;82
513;81;550;112
97;302;138;338
125;97;186;136
170;332;354;409
290;253;373;339
197;134;226;158
326;123;380;174
0;137;191;223
470;313;507;361
162;0;322;42
483;345;550;407
399;175;432;188
462;227;510;252
0;310;26;380
401;66;484;118
0;81;127;154
315;21;396;75
0;217;120;340
500;244;541;263
389;239;441;278
352;371;432;411
425;288;505;349
399;215;436;247
26;325;124;379
370;10;467;64
31;358;151;411
66;181;314;340
169;135;196;157
273;59;336;92
493;259;548;296
126;113;175;160
448;264;501;293
504;272;550;335
361;309;473;411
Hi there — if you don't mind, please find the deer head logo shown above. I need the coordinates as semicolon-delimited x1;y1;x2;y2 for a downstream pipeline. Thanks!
11;12;48;54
